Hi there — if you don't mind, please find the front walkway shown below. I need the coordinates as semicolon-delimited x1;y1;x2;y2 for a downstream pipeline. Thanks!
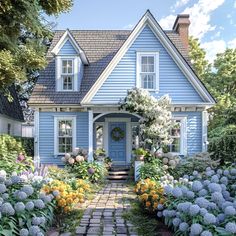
75;183;137;236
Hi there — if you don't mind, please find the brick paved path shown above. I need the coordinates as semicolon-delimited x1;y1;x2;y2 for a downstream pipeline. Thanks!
75;182;137;236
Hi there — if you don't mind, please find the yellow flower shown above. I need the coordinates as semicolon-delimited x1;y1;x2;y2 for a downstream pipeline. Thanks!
58;199;66;207
146;201;151;207
152;194;158;200
153;202;158;209
141;193;148;201
159;198;165;204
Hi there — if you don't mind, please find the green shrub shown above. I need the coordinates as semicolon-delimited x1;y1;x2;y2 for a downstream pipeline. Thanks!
66;161;107;183
139;158;164;181
15;137;34;157
0;135;34;174
208;125;236;164
170;152;219;179
46;166;76;181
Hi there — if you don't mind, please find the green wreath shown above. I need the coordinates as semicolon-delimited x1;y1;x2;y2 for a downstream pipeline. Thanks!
111;127;125;141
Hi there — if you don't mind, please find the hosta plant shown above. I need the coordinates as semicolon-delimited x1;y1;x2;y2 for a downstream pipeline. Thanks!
162;166;236;235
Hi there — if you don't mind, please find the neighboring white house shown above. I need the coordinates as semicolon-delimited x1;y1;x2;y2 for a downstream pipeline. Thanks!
0;86;24;137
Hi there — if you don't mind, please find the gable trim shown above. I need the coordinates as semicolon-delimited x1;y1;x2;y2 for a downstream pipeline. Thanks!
51;30;89;65
81;11;215;105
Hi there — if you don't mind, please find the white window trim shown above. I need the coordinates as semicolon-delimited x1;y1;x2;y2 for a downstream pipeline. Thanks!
55;56;79;92
170;116;187;156
94;122;105;150
54;116;76;155
136;51;159;92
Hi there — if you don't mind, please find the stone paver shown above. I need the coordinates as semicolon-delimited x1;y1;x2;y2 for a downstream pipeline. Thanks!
75;183;136;236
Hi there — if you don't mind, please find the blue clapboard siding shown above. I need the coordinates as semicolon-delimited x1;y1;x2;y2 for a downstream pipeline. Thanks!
58;39;77;55
92;25;203;104
39;112;89;165
173;111;202;156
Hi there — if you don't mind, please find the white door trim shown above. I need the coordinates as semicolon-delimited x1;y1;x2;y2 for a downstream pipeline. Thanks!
104;117;131;164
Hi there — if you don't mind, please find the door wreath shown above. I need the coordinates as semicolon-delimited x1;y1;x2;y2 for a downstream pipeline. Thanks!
111;127;125;141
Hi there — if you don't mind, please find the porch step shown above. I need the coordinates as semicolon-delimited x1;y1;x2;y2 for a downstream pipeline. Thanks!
107;166;130;182
108;171;129;175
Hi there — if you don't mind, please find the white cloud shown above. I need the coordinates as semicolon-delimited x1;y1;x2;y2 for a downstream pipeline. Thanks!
171;0;191;12
159;14;176;29
234;0;236;8
123;24;134;29
159;0;225;40
228;38;236;48
202;40;226;63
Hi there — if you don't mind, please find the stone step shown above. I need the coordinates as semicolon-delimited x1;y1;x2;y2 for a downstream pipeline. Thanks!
107;175;128;180
108;171;129;175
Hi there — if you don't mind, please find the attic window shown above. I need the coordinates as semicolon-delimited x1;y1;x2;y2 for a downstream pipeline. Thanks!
137;52;159;91
62;59;73;90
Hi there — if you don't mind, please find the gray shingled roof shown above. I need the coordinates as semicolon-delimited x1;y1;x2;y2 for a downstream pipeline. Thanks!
0;86;24;121
29;30;190;105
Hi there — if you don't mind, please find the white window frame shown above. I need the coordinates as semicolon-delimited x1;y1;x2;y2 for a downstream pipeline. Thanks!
169;116;187;155
61;59;74;91
54;116;76;155
136;52;159;92
55;56;79;92
94;122;105;149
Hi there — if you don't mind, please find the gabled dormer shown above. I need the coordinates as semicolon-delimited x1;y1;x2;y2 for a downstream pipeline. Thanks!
51;29;89;92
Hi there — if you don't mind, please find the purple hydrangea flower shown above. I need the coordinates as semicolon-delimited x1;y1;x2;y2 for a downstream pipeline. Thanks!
186;191;195;199
192;181;203;192
198;189;208;197
32;216;41;225
224;206;236;216
29;226;40;236
200;208;208;216
172;187;183;198
203;213;216;224
189;204;200;216
172;217;181;227
225;222;236;234
21;185;34;196
19;228;29;236
34;199;45;209
0;202;15;215
211;192;224;203
157;211;163;217
195;197;209;208
0;184;7;193
208;183;222;193
211;175;219;183
179;222;189;232
200;230;213;236
14;202;25;212
190;223;203;235
25;201;34;211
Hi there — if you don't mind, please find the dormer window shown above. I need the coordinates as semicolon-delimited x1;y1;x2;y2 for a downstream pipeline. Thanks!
62;59;73;90
136;52;159;91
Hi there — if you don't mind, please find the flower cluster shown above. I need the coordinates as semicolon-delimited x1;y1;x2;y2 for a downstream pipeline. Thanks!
135;179;166;213
162;167;236;235
61;147;88;165
42;179;91;213
0;170;55;235
160;153;180;170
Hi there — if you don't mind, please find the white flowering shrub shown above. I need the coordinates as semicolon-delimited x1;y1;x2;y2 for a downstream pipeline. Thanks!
160;153;180;171
0;170;56;235
160;166;236;235
120;88;173;149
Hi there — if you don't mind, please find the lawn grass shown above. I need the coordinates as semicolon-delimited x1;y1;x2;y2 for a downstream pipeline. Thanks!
123;200;171;236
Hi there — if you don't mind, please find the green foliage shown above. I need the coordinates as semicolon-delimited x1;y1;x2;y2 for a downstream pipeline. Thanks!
123;200;168;236
133;148;148;156
171;152;220;179
15;137;34;157
47;166;76;181
0;135;34;174
139;158;164;181
208;125;236;164
0;0;73;95
66;161;107;183
189;37;211;80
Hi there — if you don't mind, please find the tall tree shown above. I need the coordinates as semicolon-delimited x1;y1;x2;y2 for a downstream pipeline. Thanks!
0;0;73;97
188;36;211;81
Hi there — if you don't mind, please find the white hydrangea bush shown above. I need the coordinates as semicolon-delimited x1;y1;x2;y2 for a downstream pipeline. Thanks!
0;170;56;235
120;88;174;149
160;167;236;235
160;153;180;170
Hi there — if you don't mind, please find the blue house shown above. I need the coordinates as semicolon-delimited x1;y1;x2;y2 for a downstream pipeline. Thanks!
29;11;215;166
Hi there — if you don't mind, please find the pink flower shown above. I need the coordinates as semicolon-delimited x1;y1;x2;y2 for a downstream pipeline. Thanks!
17;154;25;162
88;168;95;175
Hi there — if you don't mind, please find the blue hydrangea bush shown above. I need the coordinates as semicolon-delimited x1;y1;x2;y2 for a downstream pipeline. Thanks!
160;167;236;235
0;170;56;235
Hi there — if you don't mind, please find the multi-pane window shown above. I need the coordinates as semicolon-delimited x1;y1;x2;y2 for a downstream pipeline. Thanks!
58;119;73;153
169;120;181;153
61;59;73;90
95;124;104;149
140;55;156;89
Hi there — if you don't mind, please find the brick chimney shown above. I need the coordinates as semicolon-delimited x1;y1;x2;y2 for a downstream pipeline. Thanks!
172;14;190;51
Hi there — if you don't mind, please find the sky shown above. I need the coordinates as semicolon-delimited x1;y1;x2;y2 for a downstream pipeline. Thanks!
49;0;236;63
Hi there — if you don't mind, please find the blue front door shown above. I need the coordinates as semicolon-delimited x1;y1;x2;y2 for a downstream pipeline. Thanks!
108;122;126;162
